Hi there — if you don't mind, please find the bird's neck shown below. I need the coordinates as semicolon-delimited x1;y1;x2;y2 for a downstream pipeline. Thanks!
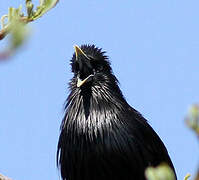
62;83;128;139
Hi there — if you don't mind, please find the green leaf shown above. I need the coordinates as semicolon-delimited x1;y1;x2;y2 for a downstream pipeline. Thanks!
186;105;199;135
26;0;34;18
145;164;176;180
32;0;59;20
184;174;191;180
9;19;28;50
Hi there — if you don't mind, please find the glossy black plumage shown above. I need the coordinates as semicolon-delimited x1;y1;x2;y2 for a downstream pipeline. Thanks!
57;45;176;180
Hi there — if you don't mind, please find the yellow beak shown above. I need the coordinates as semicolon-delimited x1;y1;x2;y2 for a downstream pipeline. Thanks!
74;45;88;60
74;45;94;87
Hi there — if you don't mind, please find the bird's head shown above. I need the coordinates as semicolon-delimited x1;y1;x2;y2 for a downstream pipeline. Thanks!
70;44;115;88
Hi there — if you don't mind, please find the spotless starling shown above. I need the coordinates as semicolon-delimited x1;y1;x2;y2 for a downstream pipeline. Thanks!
57;45;176;180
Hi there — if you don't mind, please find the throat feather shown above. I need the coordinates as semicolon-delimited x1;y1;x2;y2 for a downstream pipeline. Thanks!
63;87;125;140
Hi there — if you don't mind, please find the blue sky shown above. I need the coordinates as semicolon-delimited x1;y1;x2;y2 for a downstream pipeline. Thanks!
1;0;199;180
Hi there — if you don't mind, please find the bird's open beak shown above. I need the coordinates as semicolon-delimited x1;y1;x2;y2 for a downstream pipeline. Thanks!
74;45;94;87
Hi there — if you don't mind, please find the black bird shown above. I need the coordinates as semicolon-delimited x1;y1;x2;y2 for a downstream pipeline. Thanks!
57;45;176;180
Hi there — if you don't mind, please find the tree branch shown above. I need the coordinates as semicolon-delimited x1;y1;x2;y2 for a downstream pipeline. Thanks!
0;174;12;180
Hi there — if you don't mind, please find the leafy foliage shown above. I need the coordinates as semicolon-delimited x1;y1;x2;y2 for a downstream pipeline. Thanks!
145;164;176;180
186;105;199;136
0;0;58;59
